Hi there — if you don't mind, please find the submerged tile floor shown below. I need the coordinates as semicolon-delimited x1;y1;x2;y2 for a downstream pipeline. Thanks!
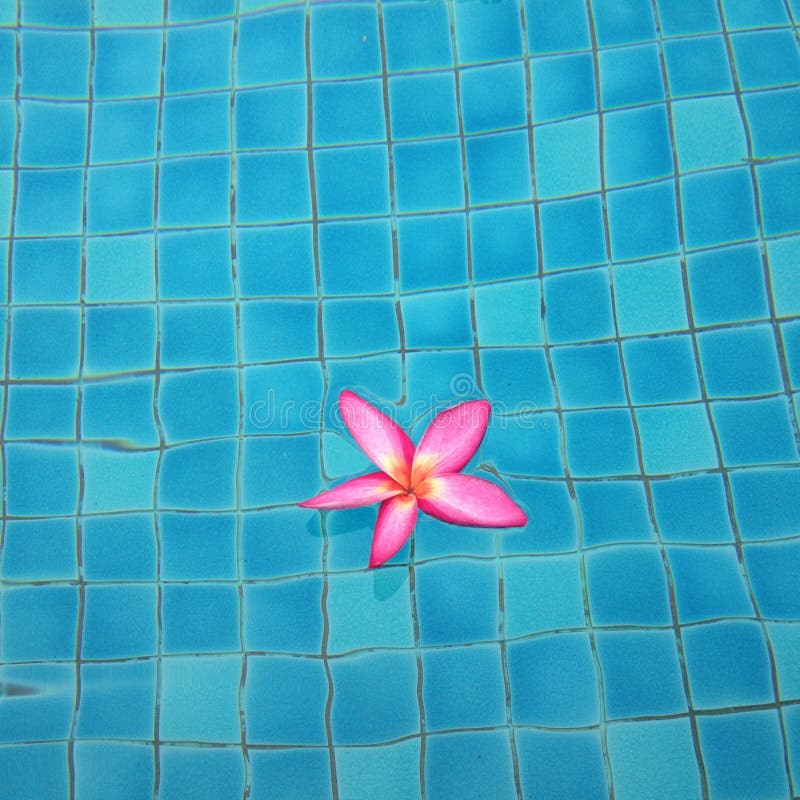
1;0;799;798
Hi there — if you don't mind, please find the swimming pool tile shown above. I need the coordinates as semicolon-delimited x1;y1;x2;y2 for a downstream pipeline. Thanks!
401;288;473;349
236;8;305;86
586;545;672;625
1;585;78;662
244;577;323;654
325;505;385;571
74;742;154;800
158;747;245;800
657;0;721;33
668;545;754;622
160;512;238;580
564;408;638;477
241;298;317;363
731;468;800;540
241;507;323;579
592;0;656;45
426;731;516;800
88;163;156;233
159;156;230;228
165;22;232;93
237;225;316;297
685;620;773;708
453;0;522;63
604;105;672;187
90;100;158;165
83;449;158;513
518;729;607;800
159;368;238;443
607;718;704;800
687;243;769;326
544;268;615;344
540;195;605;271
596;629;688;718
388;73;458;140
416;559;498;646
499;479;578;554
83;585;158;659
313;79;385;146
336;741;420;800
576;480;655;545
783;321;800;389
462;61;528;132
310;4;380;79
468;129;533;204
85;305;156;375
699;325;783;398
324;297;399;357
613;258;688;336
0;103;12;165
758;160;800;236
652;473;734;543
392;139;464;213
158;230;233;300
5;443;79;516
503;554;585;636
534;116;599;199
552;342;627;408
383;1;452;70
623;335;701;403
414;509;498;561
235;86;306;151
315;145;389;218
722;0;791;26
508;632;600;726
242;434;320;508
160;439;237;510
599;43;663;109
475;280;541;346
672;96;748;172
94;0;163;24
249;749;332;800
768;623;800;699
0;746;66;798
745;540;800;619
0;32;13;96
162;93;230;156
161;302;236;368
663;35;734;97
164;584;240;653
607;180;680;261
76;660;156;740
701;710;791;797
319;219;393;295
19;100;86;167
422;644;506;730
471;205;537;280
23;0;90;24
637;404;719;474
21;30;89;99
523;0;591;53
743;87;800;158
238;152;311;224
82;513;156;581
485;409;562;476
94;30;163;99
681;167;758;250
0;663;74;742
326;568;414;653
0;519;77;581
86;235;155;303
244;361;324;435
713;397;798;467
161;655;241;743
481;347;554;409
331;651;419;744
11;238;80;304
732;29;800;90
15;168;82;236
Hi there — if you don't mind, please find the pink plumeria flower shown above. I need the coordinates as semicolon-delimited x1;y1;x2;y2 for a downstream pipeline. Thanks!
299;390;527;568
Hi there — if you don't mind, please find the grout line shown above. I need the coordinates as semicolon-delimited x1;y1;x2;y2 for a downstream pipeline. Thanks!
227;3;252;798
304;5;339;796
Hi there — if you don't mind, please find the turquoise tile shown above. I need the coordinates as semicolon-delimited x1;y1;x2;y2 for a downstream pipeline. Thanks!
731;30;800;89
20;100;87;167
467;129;532;203
401;287;473;349
336;741;421;800
613;258;688;336
607;181;679;261
162;93;230;156
161;303;236;368
237;225;316;297
593;0;656;45
383;1;453;70
236;8;305;86
523;0;591;53
564;409;639;477
235;85;306;150
237;152;311;224
324;297;399;356
241;434;320;508
315;145;389;218
623;335;701;404
721;0;790;27
94;30;163;99
389;73;458;139
249;750;331;800
159;439;238;510
74;743;154;800
576;481;655;545
672;95;748;171
23;0;90;24
482;410;563;476
313;78;385;145
165;22;233;93
0;665;74;742
532;53;596;122
395;139;465;213
758;160;800;236
5;443;79;517
83;585;158;659
599;43;664;109
310;4;380;79
0;519;77;581
398;213;468;290
744;87;800;158
158;747;244;800
6;383;77;440
94;0;163;25
534;116;599;199
11;307;82;377
320;219;393;294
474;280;541;346
162;584;240;653
480;347;554;409
730;468;800;540
604;105;672;187
462;61;528;132
552;342;627;408
767;622;800;699
656;0;720;33
471;204;538;280
663;35;733;97
637;404;719;474
86;234;155;302
22;30;90;99
745;540;800;619
160;512;238;580
453;0;522;63
652;473;734;543
158;156;229;228
544;268;615;344
15;168;83;236
158;229;233;300
541;195;606;271
241;508;323;579
83;375;159;446
82;513;157;581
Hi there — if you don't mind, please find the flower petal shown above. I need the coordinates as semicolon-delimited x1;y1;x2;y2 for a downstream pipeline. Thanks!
411;400;490;486
340;390;415;488
369;494;418;568
299;472;405;510
416;473;527;528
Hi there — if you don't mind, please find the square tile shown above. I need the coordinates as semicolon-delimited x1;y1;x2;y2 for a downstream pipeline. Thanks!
86;234;155;302
383;1;452;70
576;480;655;546
158;156;230;228
731;30;800;90
482;409;563;476
656;0;720;34
163;584;240;653
94;30;163;99
159;439;237;510
544;268;615;343
607;181;679;261
394;139;464;213
235;85;306;150
73;743;154;800
237;225;316;297
162;93;230;156
453;0;522;63
313;78;384;145
241;435;320;508
240;298;316;363
310;4;380;79
599;43;664;108
540;195;605;273
474;280;540;346
158;747;245;800
83;375;159;446
623;335;701;404
389;73;458;139
652;473;734;543
637;403;719;474
85;305;157;375
552;342;626;408
165;21;232;92
564;409;639;477
672;96;747;171
480;347;554;409
604;105;672;187
158;229;233;300
320;219;393;295
161;302;236;368
22;30;89;98
613;258;688;336
5;443;79;517
534;117;599;199
238;152;311;224
336;741;420;800
743;88;800;159
83;585;158;659
15;168;82;236
315;145;389;218
323;297;399;357
160;512;238;580
663;35;733;97
236;8;305;86
0;518;77;581
11;237;80;304
82;449;158;514
471;204;538;280
82;513;157;581
0;666;73;743
467;129;532;204
398;213;467;290
523;0;591;53
20;100;87;167
730;468;800;541
1;586;78;661
462;61;528;132
401;288;473;349
592;0;656;45
249;750;331;800
5;384;77;441
531;52;596;122
744;540;800;619
88;163;155;233
23;0;90;24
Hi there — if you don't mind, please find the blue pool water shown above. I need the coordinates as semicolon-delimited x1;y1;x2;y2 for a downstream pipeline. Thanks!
1;0;800;798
